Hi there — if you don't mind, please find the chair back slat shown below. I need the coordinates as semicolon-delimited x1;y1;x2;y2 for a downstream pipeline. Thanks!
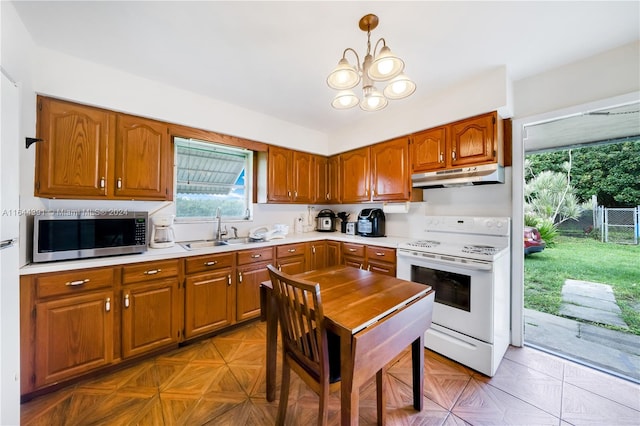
267;265;328;380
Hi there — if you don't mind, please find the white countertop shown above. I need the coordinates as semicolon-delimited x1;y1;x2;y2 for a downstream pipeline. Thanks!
20;232;410;275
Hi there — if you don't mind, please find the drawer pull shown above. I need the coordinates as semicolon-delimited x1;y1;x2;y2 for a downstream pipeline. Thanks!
105;297;111;312
227;274;232;286
99;177;105;188
204;261;218;266
278;264;282;271
117;177;122;189
65;279;90;286
375;252;385;256
238;272;243;283
287;249;296;253
367;265;371;271
144;269;161;275
349;248;357;252
251;254;262;259
124;294;130;308
312;246;316;254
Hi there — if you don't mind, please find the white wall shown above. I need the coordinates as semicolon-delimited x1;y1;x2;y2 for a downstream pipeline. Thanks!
513;41;640;119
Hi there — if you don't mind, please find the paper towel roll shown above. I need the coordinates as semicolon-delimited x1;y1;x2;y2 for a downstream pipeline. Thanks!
382;202;410;214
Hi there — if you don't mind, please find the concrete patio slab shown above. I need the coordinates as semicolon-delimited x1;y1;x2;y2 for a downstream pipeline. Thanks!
559;279;628;329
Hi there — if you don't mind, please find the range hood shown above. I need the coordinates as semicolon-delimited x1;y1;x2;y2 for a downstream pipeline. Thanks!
412;163;504;188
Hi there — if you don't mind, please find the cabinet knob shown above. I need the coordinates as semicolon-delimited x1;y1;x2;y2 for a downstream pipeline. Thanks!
124;294;130;308
105;297;111;312
65;278;90;286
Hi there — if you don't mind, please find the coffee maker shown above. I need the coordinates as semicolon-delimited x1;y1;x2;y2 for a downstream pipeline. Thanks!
150;215;176;248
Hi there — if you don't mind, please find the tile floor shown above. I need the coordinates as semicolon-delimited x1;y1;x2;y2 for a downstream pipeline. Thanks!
21;320;640;425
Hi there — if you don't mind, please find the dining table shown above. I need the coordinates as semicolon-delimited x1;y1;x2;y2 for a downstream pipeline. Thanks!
260;265;435;425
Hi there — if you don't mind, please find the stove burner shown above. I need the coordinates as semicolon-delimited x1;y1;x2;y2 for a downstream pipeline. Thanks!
407;240;441;248
462;244;500;255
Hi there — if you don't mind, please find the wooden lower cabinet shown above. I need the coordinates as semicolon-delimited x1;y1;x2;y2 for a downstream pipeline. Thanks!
276;242;307;274
341;242;396;276
121;277;181;358
20;267;117;394
120;260;182;359
35;290;114;388
184;253;235;339
236;247;274;322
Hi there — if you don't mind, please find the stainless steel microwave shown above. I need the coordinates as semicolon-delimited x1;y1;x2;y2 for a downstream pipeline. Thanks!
33;211;148;263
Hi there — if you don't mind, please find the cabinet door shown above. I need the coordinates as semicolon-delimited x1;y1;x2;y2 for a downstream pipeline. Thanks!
309;242;328;270
277;255;306;275
371;137;411;201
236;261;271;321
292;151;314;203
267;145;292;202
35;96;113;198
35;290;114;387
121;278;180;358
450;112;496;167
314;155;328;203
327;241;341;266
340;147;370;202
115;114;172;200
184;269;234;338
327;155;341;203
412;127;447;172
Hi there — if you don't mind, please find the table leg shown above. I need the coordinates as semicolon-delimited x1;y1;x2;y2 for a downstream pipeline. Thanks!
411;334;424;410
340;332;358;425
263;287;278;402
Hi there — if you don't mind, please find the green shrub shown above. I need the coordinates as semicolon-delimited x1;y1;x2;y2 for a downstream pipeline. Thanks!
525;215;558;247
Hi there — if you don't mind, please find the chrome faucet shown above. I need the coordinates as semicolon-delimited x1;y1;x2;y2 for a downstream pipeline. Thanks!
215;207;227;241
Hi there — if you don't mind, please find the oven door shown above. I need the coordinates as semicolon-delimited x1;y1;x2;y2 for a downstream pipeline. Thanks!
397;249;494;343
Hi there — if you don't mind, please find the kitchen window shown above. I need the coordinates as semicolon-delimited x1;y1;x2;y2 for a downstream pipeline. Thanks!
174;138;252;220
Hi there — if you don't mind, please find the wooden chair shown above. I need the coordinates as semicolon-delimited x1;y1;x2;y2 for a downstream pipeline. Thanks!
266;265;384;426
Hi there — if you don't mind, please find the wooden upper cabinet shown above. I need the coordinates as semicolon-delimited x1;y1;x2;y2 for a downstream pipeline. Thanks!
412;127;447;172
292;151;314;203
35;97;173;200
35;96;114;198
267;145;292;202
327;155;341;203
340;147;370;203
450;112;497;167
115;114;172;200
314;155;328;203
371;137;411;201
267;146;315;203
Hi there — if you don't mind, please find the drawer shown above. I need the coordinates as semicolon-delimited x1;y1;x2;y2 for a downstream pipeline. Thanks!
237;247;273;265
36;268;114;299
185;252;234;275
276;243;308;259
366;245;396;262
342;242;365;257
122;259;180;284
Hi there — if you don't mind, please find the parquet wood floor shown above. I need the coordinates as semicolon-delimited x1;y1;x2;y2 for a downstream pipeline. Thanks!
21;321;640;425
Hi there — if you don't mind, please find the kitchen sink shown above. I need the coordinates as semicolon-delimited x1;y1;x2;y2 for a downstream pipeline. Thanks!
180;237;262;250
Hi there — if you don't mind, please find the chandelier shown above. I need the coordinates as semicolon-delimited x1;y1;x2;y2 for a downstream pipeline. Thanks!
327;14;416;112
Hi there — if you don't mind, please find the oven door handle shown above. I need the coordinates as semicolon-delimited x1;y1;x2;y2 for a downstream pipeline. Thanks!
397;250;494;271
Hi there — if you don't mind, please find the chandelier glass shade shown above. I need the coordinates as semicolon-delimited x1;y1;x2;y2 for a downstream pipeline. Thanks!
327;14;415;111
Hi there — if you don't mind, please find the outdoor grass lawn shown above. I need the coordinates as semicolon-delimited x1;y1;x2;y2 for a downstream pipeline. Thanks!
524;235;640;335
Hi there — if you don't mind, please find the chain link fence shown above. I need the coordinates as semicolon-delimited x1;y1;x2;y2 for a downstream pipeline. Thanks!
557;206;639;244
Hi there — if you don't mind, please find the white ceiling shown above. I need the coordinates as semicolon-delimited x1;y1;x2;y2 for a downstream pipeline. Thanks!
11;1;640;134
